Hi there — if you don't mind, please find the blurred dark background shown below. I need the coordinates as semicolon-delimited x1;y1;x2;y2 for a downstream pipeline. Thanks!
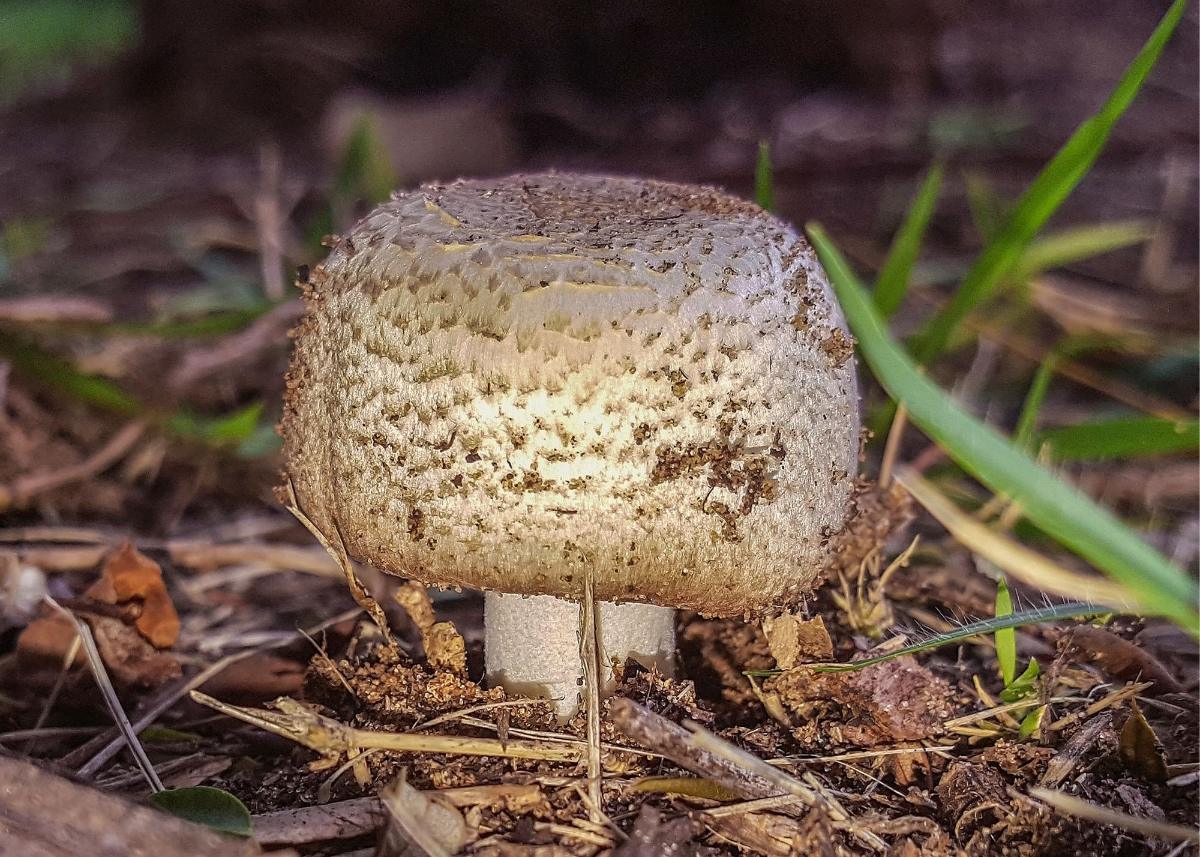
0;0;1196;527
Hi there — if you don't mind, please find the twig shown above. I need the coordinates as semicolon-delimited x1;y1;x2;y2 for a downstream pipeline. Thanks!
0;421;146;512
579;567;604;823
69;606;363;776
191;691;584;764
46;598;164;792
168;300;302;390
281;476;393;643
255;141;287;301
1027;787;1199;843
1046;682;1153;733
24;630;82;753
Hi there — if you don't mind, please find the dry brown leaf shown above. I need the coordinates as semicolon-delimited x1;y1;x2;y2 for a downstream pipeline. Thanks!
762;613;834;670
1059;626;1183;695
87;542;180;648
15;543;181;686
767;655;954;747
1118;701;1168;783
197;653;306;702
376;772;473;857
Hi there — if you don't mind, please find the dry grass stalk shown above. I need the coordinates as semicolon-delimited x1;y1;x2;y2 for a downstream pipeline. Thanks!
46;597;164;792
0;421;146;513
68;606;364;776
280;476;393;644
191;691;584;764
579;567;605;824
1027;787;1200;844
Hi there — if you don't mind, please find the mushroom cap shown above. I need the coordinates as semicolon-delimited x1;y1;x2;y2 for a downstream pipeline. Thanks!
281;173;859;616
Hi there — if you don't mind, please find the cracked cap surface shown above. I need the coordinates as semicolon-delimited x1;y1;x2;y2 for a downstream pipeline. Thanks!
280;173;859;616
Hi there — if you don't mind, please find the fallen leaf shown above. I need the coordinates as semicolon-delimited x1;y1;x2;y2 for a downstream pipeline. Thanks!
15;543;181;687
151;786;253;837
1118;700;1168;783
89;613;182;686
88;542;180;648
1060;626;1182;695
197;653;305;702
376;772;473;857
762;614;833;670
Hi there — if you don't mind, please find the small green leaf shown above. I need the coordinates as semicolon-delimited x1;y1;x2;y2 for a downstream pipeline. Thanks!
167;402;267;446
912;0;1189;364
1019;703;1047;738
1000;657;1041;703
150;786;253;837
235;422;284;459
1040;416;1200;461
873;162;944;319
754;141;775;213
995;578;1016;686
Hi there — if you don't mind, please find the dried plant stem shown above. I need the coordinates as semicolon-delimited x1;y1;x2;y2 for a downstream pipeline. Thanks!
878;402;908;489
46;598;164;792
579;568;605;824
281;476;393;643
1028;787;1199;843
192;691;584;764
0;421;146;512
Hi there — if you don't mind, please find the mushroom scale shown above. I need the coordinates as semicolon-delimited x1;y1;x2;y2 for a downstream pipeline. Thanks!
281;173;859;617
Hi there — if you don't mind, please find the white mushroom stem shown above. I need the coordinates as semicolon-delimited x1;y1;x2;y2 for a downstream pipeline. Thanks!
484;592;676;721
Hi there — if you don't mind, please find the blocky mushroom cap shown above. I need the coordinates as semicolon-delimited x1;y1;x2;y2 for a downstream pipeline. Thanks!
281;173;859;616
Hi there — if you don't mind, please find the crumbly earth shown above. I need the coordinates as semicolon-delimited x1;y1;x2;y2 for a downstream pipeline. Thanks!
280;174;860;615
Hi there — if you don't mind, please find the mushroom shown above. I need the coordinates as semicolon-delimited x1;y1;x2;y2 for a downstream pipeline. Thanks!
280;173;859;718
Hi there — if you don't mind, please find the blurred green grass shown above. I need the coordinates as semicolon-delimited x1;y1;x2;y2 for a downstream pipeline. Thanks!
0;0;137;103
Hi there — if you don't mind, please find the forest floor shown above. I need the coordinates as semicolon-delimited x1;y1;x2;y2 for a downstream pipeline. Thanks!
0;25;1197;856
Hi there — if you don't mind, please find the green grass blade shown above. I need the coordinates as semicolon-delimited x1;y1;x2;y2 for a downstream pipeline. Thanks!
2;336;140;414
755;141;775;213
807;224;1198;630
911;0;1188;364
335;114;396;205
802;603;1104;674
994;578;1016;685
1040;415;1200;461
874;162;944;318
1014;353;1059;450
1016;221;1153;281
